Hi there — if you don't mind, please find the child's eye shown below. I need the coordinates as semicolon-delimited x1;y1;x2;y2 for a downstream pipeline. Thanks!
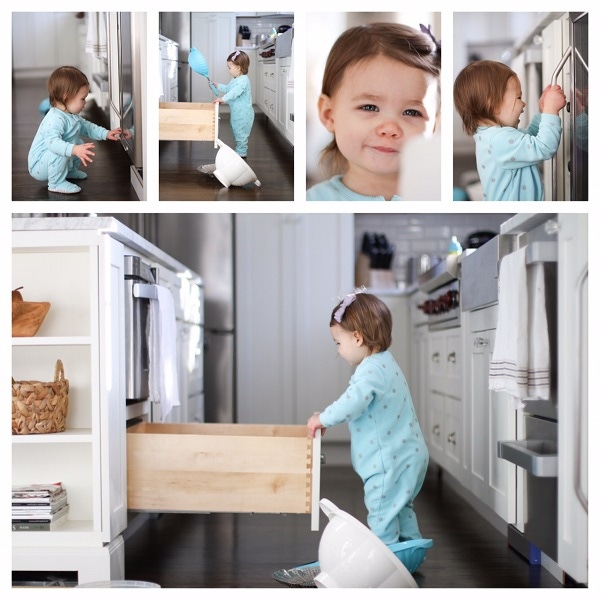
403;109;423;117
359;104;379;112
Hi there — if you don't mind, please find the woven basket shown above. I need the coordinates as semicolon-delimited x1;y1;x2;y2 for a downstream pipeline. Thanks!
12;360;69;434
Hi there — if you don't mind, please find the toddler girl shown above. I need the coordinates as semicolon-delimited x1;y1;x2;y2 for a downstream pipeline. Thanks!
307;292;428;545
307;23;441;201
28;66;122;194
214;50;254;158
453;60;566;201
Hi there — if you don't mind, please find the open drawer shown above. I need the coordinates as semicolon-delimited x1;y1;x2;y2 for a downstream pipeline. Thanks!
127;423;321;530
159;102;219;145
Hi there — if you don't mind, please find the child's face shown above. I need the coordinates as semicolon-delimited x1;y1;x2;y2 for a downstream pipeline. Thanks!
319;55;438;180
65;85;89;115
330;324;370;366
227;61;242;78
495;77;526;128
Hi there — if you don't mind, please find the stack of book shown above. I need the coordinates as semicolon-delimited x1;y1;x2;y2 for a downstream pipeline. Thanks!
12;482;69;532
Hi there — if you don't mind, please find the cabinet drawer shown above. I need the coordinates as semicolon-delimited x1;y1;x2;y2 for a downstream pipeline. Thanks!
262;62;276;91
159;102;218;142
127;423;320;529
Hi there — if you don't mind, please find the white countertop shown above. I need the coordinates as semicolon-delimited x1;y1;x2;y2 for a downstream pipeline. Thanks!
12;217;202;284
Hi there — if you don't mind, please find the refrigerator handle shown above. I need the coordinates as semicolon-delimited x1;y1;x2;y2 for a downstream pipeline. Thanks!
551;46;571;202
574;266;588;513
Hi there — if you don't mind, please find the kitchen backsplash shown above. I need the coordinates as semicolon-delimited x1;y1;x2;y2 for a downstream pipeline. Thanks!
354;213;512;289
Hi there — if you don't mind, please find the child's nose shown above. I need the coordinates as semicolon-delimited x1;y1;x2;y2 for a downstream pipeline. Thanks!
376;119;403;137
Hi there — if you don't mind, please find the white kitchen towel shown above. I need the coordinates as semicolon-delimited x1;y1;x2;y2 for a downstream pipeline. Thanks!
489;246;550;409
148;285;180;421
85;12;108;58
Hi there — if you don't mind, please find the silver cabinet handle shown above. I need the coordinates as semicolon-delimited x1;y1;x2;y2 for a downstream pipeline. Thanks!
431;352;440;363
432;425;441;436
473;337;489;348
447;432;457;445
447;351;456;364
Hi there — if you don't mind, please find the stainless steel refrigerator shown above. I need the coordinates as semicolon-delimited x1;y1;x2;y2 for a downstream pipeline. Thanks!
154;213;236;423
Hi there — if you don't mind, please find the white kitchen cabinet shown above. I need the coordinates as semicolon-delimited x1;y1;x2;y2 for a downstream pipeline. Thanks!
464;306;516;524
276;57;294;144
160;35;179;102
191;13;236;102
235;214;354;443
12;12;81;77
12;228;127;583
258;59;276;119
425;328;465;482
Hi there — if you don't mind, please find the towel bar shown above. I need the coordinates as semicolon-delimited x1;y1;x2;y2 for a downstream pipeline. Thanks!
525;241;557;264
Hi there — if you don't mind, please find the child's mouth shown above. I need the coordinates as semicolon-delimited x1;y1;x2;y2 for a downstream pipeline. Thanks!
369;145;398;155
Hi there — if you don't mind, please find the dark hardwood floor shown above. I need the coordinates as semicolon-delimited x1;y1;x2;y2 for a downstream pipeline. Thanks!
123;465;568;589
12;78;140;202
159;109;294;201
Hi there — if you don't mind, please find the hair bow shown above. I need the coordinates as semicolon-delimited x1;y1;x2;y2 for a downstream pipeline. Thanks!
334;294;357;323
232;50;241;61
420;24;441;52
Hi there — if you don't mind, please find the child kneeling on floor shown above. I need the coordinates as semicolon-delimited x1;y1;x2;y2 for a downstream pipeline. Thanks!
28;66;122;194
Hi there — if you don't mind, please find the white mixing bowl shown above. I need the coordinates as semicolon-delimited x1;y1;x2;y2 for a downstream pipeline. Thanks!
213;139;261;188
314;498;418;588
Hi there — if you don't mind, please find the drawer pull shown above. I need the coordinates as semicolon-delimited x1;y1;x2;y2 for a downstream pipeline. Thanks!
474;337;489;348
447;351;456;363
432;424;441;436
432;352;440;363
447;432;457;445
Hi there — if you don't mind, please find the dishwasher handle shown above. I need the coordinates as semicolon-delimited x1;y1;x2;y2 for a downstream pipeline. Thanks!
498;440;558;477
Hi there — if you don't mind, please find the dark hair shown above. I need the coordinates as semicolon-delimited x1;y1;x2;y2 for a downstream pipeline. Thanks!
453;60;517;136
330;293;392;353
320;22;441;176
48;66;89;108
228;50;250;75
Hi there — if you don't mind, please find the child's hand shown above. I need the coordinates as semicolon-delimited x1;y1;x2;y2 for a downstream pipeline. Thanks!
212;97;224;104
307;413;326;439
106;128;122;141
72;142;95;167
541;85;567;115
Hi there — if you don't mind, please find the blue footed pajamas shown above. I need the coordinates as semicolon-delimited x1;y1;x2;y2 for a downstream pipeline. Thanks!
28;107;109;188
217;74;254;157
319;350;429;544
474;113;562;201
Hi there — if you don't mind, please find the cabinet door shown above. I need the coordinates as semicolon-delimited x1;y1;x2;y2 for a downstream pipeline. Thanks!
466;327;516;523
444;396;463;476
191;13;236;102
410;326;429;430
235;214;354;441
427;390;444;465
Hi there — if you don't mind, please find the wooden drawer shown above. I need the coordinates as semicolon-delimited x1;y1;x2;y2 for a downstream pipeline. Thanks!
127;423;321;530
159;102;219;143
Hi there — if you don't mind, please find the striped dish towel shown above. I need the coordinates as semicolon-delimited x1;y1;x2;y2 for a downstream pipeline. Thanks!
489;246;550;409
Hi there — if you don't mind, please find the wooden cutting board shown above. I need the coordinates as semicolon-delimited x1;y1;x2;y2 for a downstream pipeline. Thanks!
12;302;51;337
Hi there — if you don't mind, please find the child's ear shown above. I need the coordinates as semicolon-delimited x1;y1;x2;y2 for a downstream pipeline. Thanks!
353;331;364;346
318;94;336;133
